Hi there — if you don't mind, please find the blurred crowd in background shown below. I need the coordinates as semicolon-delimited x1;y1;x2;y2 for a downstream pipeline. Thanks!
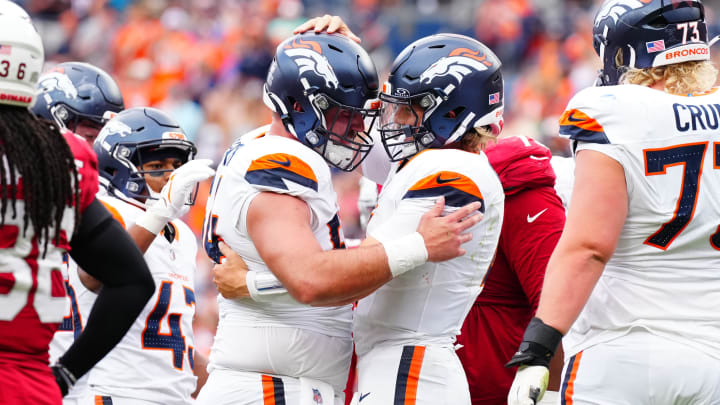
18;0;720;355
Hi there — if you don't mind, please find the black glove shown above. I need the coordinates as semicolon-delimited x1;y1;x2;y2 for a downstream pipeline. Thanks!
505;317;563;369
51;363;77;397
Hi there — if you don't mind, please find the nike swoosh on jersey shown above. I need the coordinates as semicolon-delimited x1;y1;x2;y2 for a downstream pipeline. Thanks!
359;392;371;402
268;157;291;167
527;208;548;223
435;174;461;184
566;111;584;122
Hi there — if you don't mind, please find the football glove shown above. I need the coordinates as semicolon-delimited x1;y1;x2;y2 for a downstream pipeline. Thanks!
51;363;77;397
507;365;549;405
136;159;215;234
506;317;563;405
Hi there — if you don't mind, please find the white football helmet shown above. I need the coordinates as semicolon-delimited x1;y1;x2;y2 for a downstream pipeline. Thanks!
0;0;44;107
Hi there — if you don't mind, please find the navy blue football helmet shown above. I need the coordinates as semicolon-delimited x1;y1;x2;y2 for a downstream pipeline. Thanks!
263;33;380;171
593;0;710;86
31;62;124;139
94;107;196;201
378;34;504;161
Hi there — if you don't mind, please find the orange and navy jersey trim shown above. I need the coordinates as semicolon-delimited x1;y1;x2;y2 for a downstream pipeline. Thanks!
245;153;318;192
394;345;426;405
559;109;609;144
94;395;113;405
560;351;583;405
262;374;286;405
403;171;484;212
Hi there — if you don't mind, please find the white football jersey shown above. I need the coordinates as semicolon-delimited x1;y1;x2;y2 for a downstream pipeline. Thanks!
202;128;352;377
559;84;720;360
354;148;504;356
550;155;574;209
86;193;198;404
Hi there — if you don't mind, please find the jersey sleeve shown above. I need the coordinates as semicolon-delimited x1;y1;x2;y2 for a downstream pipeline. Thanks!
402;171;485;212
62;130;99;213
500;187;565;310
368;170;486;242
558;89;611;146
244;152;320;195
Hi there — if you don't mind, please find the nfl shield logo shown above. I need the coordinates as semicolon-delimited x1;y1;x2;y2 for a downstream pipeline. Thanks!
312;388;323;404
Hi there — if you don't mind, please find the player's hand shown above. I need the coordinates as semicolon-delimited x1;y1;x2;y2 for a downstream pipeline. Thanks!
507;365;549;405
417;197;482;262
213;242;251;299
51;363;76;397
137;159;215;234
293;14;361;43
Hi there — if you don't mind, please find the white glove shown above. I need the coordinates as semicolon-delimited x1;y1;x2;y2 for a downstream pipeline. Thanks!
507;365;549;405
135;159;215;234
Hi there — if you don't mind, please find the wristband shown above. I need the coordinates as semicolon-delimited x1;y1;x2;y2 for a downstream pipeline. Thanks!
246;271;289;302
377;232;428;278
505;317;563;368
134;211;167;235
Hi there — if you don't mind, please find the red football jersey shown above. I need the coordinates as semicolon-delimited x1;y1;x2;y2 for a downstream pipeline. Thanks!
456;136;566;405
0;130;99;404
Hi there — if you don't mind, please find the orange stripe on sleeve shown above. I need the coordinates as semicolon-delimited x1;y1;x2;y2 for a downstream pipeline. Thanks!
559;109;605;132
408;171;483;200
99;200;126;229
247;153;318;183
404;346;426;404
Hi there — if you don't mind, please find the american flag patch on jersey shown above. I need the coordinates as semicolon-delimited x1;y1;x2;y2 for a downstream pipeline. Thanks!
489;92;500;105
312;388;323;404
646;40;665;53
0;45;11;55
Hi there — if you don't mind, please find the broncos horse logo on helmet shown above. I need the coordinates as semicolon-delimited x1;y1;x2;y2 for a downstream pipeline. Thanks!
419;48;493;85
284;38;340;90
593;0;710;85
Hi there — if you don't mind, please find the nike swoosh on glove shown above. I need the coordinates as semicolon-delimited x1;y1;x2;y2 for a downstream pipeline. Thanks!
136;159;215;234
507;365;549;405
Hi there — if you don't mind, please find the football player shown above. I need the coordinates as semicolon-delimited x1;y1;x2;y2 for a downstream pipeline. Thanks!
30;61;125;404
80;107;213;404
210;32;507;404
0;2;154;404
199;32;482;405
507;1;720;404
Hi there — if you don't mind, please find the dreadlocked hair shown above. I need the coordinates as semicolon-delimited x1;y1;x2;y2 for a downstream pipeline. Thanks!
0;106;79;256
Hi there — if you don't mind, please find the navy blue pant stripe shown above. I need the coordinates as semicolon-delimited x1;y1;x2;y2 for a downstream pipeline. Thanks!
560;353;578;405
393;345;416;405
272;376;286;405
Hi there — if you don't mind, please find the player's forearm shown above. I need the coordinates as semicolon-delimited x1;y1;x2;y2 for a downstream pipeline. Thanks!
128;224;158;253
535;245;606;335
279;244;392;306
